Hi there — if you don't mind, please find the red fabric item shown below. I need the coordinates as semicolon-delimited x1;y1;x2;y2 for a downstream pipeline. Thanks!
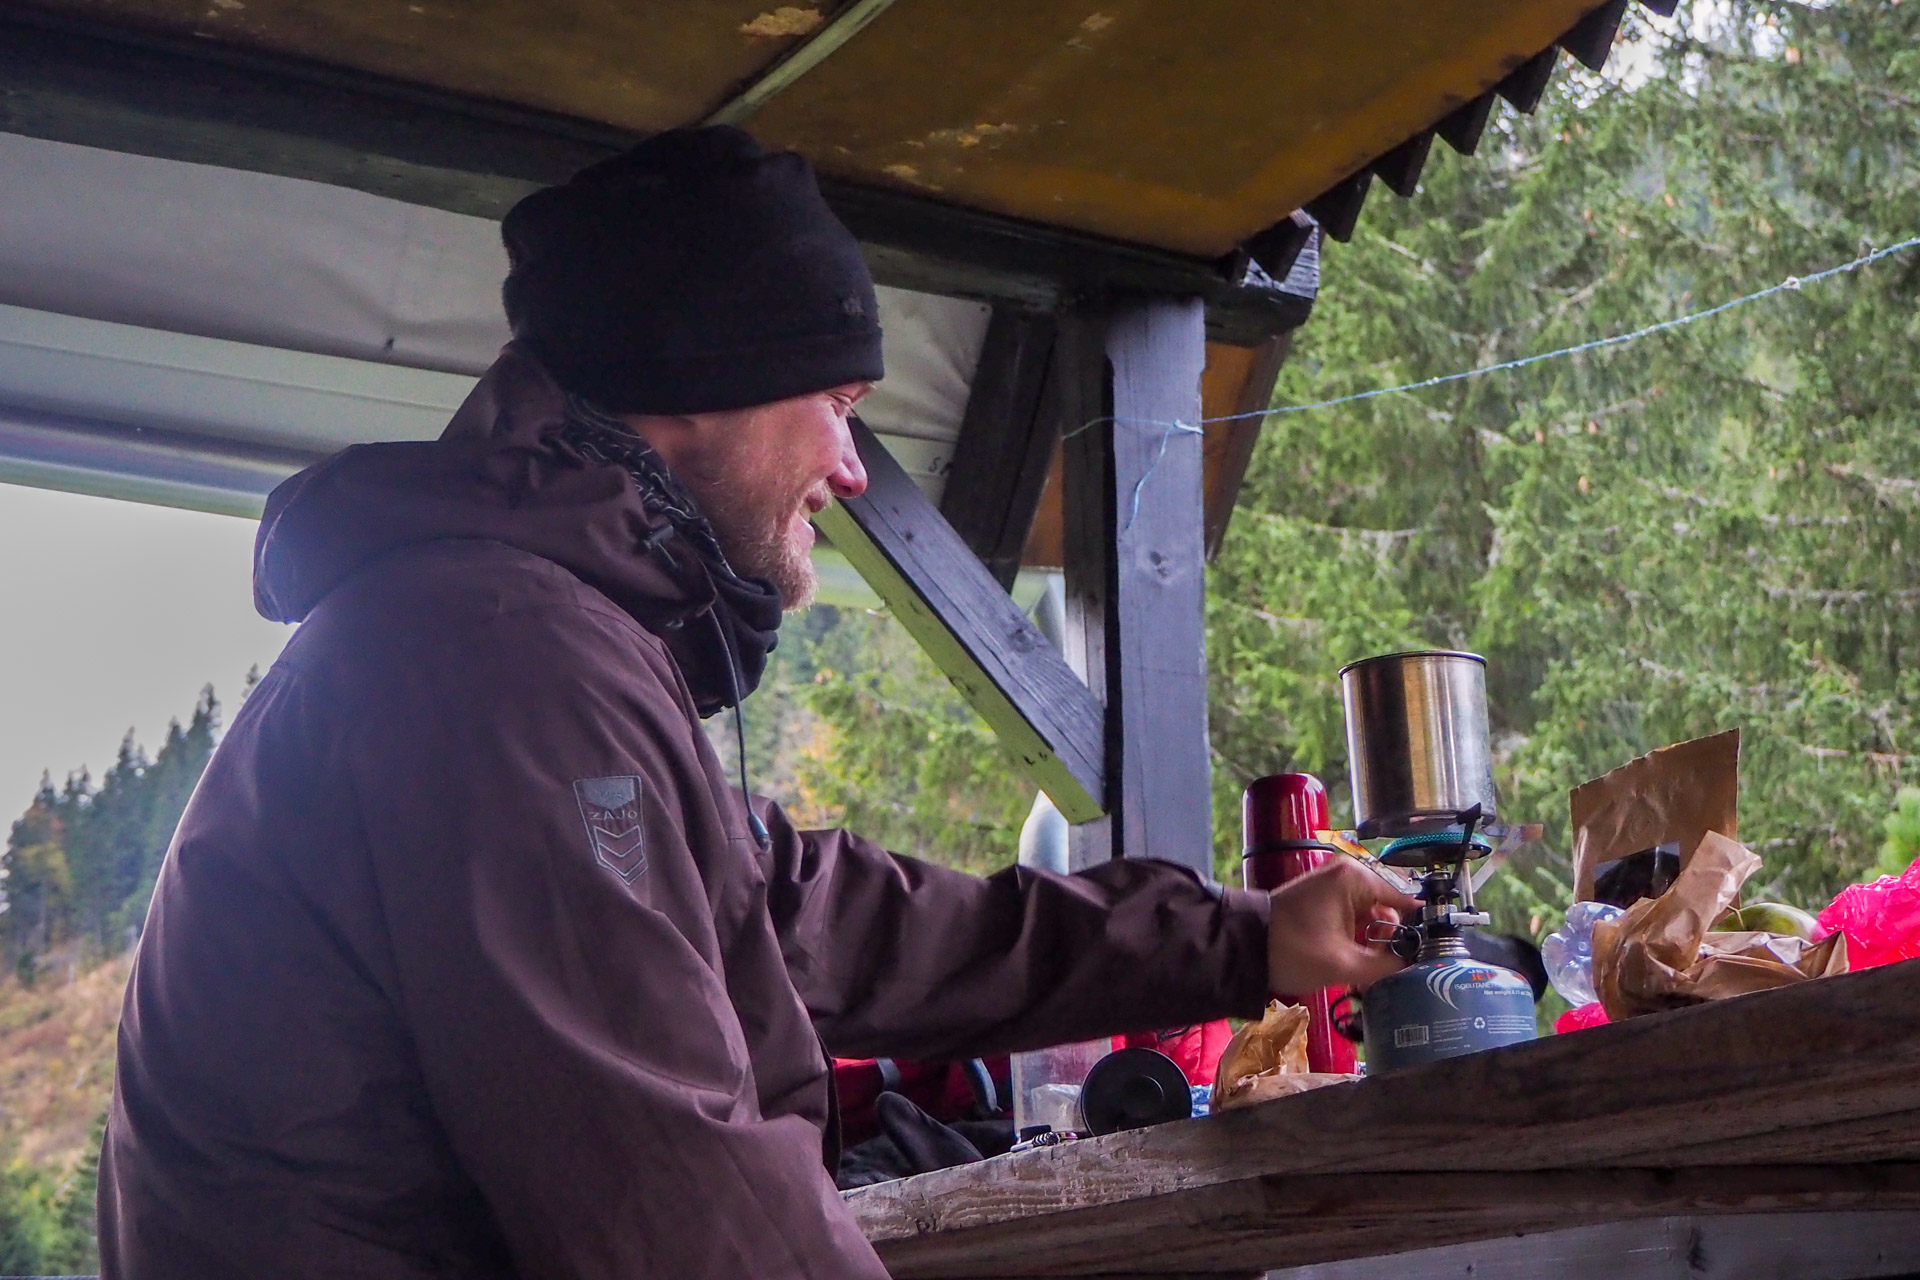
1818;857;1920;970
1554;1002;1610;1034
1114;1021;1234;1087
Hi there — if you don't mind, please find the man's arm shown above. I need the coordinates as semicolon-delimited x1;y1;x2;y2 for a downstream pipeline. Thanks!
756;802;1274;1062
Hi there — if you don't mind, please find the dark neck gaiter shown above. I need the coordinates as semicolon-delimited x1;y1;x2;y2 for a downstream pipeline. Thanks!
556;395;783;715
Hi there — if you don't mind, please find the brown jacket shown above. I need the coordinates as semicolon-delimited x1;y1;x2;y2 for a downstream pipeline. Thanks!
98;349;1272;1279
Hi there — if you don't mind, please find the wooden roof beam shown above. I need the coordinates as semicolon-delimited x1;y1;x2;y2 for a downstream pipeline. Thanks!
939;308;1058;590
815;416;1107;823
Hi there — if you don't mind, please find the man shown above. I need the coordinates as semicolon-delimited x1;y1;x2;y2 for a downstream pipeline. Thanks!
98;127;1413;1279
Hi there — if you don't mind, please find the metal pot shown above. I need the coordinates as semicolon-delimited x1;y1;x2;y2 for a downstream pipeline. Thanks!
1338;651;1496;839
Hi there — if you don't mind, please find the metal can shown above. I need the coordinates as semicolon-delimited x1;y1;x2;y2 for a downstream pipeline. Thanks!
1338;650;1497;839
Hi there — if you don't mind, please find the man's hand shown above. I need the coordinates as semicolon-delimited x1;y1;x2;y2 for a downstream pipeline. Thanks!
1266;858;1422;994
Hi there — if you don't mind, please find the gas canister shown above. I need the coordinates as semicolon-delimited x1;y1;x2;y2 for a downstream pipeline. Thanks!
1359;829;1538;1073
1361;935;1537;1071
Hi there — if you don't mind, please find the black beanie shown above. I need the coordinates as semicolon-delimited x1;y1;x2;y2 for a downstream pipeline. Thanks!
500;127;883;414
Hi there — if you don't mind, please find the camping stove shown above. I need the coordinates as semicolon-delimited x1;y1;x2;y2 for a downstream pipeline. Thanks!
1359;817;1537;1072
1338;650;1537;1073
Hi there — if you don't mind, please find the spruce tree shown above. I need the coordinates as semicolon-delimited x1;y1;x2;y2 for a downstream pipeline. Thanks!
1210;0;1920;919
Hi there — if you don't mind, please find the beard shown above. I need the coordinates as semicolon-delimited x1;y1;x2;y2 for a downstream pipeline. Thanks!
702;477;822;610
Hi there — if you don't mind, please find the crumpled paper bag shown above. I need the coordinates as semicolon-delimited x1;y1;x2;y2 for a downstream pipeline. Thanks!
1592;830;1848;1019
1570;729;1740;902
1210;1001;1357;1112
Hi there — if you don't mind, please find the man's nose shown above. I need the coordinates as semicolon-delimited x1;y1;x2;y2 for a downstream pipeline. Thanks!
829;423;868;499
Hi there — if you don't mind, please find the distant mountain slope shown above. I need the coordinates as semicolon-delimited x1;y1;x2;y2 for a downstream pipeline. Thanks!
0;948;127;1174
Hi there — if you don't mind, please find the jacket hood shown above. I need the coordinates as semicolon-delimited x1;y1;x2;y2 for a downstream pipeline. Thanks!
253;345;780;713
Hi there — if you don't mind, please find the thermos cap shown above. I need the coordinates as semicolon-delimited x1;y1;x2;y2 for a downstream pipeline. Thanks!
1242;773;1330;851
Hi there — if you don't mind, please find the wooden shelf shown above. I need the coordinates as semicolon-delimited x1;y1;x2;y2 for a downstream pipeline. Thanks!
845;960;1920;1278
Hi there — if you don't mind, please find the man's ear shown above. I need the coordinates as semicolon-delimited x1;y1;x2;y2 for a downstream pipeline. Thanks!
619;411;702;453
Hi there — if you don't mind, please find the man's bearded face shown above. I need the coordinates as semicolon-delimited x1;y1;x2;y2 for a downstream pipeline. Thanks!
668;385;870;609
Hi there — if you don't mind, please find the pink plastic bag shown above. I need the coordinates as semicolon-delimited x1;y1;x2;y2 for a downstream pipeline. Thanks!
1553;1002;1611;1034
1818;857;1920;970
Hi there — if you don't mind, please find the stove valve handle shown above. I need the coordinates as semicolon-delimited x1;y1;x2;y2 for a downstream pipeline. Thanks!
1364;919;1423;961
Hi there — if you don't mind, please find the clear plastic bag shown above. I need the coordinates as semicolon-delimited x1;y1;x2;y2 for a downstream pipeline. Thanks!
1541;900;1625;1007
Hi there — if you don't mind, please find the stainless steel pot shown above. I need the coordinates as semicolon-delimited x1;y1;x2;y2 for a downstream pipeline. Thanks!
1338;651;1497;839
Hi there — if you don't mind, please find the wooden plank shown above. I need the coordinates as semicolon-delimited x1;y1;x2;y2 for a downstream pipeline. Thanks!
845;961;1920;1274
0;7;1315;344
813;416;1105;822
1020;332;1297;572
1055;300;1213;871
871;1166;1920;1278
1200;334;1292;559
1267;1211;1920;1280
1054;312;1118;866
1105;300;1213;873
940;308;1059;588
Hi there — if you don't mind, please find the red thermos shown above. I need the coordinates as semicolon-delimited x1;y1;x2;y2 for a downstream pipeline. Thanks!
1241;773;1358;1074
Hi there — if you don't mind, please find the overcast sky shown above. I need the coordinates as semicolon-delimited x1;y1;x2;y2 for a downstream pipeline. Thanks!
0;482;292;816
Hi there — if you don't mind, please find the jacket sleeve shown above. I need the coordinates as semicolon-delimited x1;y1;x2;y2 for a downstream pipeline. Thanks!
345;603;884;1280
755;801;1273;1062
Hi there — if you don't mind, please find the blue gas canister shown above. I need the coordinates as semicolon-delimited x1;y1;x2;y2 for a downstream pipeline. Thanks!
1361;832;1538;1073
1362;936;1538;1070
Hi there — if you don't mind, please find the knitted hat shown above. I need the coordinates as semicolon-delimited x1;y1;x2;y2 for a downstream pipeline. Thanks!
501;127;883;414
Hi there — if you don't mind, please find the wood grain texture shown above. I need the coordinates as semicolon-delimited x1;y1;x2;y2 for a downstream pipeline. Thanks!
1104;300;1213;874
873;1166;1920;1277
1049;312;1113;867
818;415;1105;821
1269;1210;1920;1280
846;961;1920;1275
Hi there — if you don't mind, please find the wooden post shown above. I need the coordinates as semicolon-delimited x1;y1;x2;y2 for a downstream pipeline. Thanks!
1059;299;1212;876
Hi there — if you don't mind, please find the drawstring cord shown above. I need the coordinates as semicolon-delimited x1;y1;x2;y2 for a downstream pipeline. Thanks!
713;612;773;853
638;508;772;854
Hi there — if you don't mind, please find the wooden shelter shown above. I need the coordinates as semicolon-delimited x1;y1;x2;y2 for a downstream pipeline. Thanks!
17;5;1914;1273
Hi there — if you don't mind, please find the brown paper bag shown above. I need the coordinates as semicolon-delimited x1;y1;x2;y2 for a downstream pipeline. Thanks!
1592;830;1848;1019
1570;729;1740;901
1210;1001;1357;1112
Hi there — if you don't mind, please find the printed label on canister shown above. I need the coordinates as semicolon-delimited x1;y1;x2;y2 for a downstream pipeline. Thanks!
1363;957;1539;1072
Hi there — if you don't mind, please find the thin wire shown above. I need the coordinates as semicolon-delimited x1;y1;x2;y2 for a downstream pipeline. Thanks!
1070;232;1920;531
1262;232;1920;419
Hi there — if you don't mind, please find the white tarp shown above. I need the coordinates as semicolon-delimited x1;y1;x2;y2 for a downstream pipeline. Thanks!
0;131;990;504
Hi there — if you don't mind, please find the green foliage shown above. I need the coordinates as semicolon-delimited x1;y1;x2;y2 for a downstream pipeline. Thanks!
1211;0;1920;930
737;606;1033;875
0;1162;64;1276
1877;787;1920;879
3;687;220;962
0;1115;101;1276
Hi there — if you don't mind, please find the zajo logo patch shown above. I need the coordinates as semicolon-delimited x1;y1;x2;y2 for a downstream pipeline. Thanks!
573;776;648;881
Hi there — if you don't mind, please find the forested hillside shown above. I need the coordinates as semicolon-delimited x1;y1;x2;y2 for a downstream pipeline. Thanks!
0;686;221;1273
